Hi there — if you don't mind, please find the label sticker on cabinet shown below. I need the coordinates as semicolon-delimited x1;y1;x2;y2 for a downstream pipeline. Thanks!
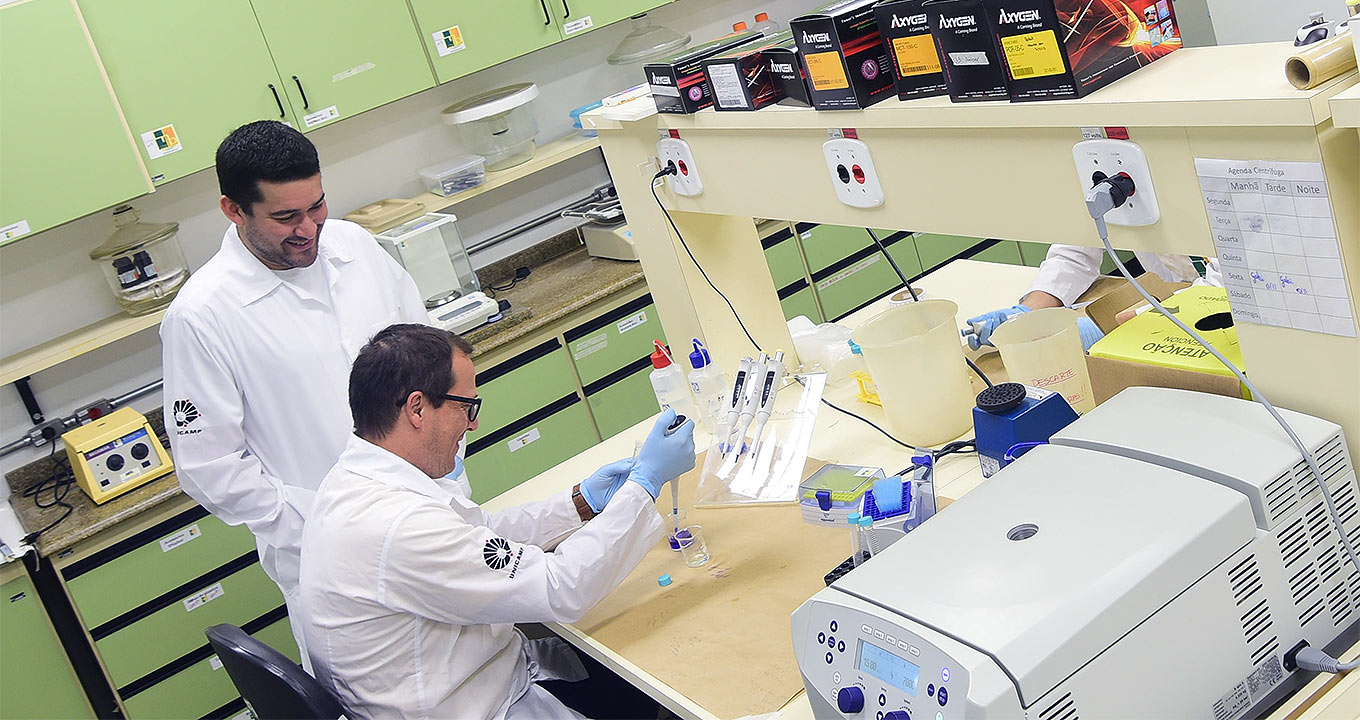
573;332;608;358
140;124;182;160
816;255;881;290
332;62;375;83
183;583;225;612
1;220;32;242
564;16;594;35
210;656;224;671
303;106;340;128
616;311;648;334
159;523;202;552
508;428;541;453
434;26;466;56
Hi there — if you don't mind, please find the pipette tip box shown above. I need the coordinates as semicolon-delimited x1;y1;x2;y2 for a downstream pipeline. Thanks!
800;464;883;525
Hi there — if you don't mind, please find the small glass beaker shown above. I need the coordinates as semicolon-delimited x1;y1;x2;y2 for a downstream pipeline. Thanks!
665;510;687;551
676;525;710;568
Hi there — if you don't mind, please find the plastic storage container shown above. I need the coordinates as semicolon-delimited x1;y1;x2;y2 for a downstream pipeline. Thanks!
606;14;691;66
89;205;189;316
851;299;974;446
990;307;1096;414
418;155;486;197
441;84;539;171
569;101;603;138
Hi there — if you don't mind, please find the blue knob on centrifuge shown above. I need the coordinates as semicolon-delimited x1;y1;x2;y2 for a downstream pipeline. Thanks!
837;686;865;713
884;711;911;720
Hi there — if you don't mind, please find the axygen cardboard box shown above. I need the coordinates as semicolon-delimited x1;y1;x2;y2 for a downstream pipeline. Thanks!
874;0;948;100
645;32;766;113
924;0;1010;102
982;0;1183;101
791;0;895;109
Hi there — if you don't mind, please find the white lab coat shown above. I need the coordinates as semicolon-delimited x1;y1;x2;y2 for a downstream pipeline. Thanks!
1027;245;1222;306
299;434;663;720
160;220;430;653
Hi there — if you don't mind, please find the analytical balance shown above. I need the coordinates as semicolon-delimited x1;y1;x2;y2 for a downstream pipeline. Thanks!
793;387;1359;719
374;213;499;334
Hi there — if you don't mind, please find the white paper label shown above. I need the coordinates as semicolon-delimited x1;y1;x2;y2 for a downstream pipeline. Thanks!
210;656;224;671
1080;126;1104;140
854;467;878;477
616;311;647;334
1;220;32;242
159;523;201;552
650;84;680;97
1023;386;1054;401
1195;158;1355;338
816;255;881;290
979;454;1001;477
708;63;748;109
332;62;375;83
140;124;182;159
948;51;990;66
573;333;608;358
508;428;541;453
564;16;593;35
826;128;845;139
303;105;340;128
434;26;466;56
183;583;225;612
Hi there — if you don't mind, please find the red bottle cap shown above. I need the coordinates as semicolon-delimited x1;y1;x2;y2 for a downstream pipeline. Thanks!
650;340;672;369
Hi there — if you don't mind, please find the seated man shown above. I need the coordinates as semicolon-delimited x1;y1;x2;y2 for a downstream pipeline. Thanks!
299;323;695;719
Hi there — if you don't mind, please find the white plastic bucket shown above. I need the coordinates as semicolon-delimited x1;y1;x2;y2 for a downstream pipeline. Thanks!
990;307;1095;414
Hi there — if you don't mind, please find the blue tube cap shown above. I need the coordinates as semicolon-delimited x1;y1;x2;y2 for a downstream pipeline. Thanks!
658;574;673;587
848;512;861;524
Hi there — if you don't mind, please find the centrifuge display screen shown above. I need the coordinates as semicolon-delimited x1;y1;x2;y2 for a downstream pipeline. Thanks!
857;640;919;695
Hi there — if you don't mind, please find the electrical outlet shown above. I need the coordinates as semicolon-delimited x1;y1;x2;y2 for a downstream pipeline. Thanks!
1072;139;1160;226
823;138;884;208
656;137;703;196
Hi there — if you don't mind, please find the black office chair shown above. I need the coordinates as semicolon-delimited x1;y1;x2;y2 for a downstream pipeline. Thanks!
205;623;345;720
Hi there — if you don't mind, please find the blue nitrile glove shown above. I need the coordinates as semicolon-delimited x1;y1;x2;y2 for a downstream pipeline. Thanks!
1077;316;1105;352
579;458;635;512
963;305;1030;350
626;408;697;499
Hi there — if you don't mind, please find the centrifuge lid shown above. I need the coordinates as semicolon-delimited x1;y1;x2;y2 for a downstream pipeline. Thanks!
607;13;691;65
442;83;539;125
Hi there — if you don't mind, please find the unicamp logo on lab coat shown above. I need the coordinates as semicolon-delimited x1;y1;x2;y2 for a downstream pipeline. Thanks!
483;537;523;577
173;399;202;435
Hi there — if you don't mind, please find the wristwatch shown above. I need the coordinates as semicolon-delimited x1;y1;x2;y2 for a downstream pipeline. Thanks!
571;484;597;522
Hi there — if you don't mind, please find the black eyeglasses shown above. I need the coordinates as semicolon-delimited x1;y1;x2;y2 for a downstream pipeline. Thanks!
442;394;481;423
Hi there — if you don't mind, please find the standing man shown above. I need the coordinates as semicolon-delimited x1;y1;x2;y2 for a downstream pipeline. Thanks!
300;323;695;719
160;121;430;655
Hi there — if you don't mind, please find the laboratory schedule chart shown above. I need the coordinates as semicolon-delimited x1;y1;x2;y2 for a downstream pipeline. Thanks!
1194;158;1356;338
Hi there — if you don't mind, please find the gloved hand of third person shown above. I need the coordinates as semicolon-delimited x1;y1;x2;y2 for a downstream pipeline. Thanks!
626;408;696;499
1076;316;1105;352
964;305;1030;350
579;458;635;512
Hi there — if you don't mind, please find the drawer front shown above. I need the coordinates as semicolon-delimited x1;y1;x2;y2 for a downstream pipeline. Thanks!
66;510;257;629
1017;241;1049;267
799;224;871;275
779;283;821;323
914;232;983;271
465;400;598;503
586;362;658;440
815;253;902;321
972;240;1023;265
475;340;578;438
96;560;284;688
1;573;95;719
885;235;924;282
566;295;659;387
120;616;296;720
763;231;806;289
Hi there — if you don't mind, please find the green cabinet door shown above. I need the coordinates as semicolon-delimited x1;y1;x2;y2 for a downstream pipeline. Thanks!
0;568;95;719
78;0;299;185
799;224;872;275
972;240;1023;265
409;0;562;83
814;252;903;320
585;361;657;439
764;231;806;289
779;282;821;323
1017;241;1049;267
885;234;924;282
555;0;669;39
250;0;434;131
473;341;579;438
465;400;598;503
0;0;150;244
565;295;660;387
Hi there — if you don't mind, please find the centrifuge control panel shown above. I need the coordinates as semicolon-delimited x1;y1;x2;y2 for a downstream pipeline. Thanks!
799;601;968;720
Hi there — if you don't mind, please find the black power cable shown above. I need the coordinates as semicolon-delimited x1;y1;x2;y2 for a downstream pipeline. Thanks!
21;441;76;545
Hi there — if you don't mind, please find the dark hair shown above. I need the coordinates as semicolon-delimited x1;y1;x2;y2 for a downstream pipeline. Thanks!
349;324;475;440
215;120;320;214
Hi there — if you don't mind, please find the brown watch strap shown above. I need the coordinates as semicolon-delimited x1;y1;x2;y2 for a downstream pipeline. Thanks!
571;484;597;522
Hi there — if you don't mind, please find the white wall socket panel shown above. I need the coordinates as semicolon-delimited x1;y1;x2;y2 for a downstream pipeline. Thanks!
1072;139;1160;226
656;137;703;197
823;138;884;208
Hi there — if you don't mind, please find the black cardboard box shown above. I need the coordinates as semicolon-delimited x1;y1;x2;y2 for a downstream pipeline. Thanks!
702;30;797;111
645;32;765;114
791;0;895;110
874;0;948;100
765;31;813;106
983;0;1181;102
924;0;1009;102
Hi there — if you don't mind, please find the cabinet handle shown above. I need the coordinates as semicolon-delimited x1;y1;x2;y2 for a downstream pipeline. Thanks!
561;0;570;19
292;75;309;110
539;0;551;25
268;84;285;118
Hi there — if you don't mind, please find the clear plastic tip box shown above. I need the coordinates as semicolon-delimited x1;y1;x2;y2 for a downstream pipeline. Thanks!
800;465;882;526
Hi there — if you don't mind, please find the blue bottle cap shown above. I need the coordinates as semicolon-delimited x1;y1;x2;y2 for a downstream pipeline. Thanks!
689;338;712;369
847;513;862;524
658;574;673;587
859;516;874;527
848;339;862;355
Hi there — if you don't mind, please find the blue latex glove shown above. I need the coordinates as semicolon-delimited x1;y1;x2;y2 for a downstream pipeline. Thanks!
579;458;635;512
963;304;1030;350
1077;316;1105;352
626;408;696;499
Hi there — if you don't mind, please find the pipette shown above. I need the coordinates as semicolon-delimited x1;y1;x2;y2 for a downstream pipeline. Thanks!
722;357;755;452
664;413;687;534
730;352;769;455
746;350;785;461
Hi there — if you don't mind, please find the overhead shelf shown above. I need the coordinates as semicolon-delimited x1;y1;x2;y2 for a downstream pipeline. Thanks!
1331;83;1360;128
1;309;165;385
406;133;601;214
592;44;1355;132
